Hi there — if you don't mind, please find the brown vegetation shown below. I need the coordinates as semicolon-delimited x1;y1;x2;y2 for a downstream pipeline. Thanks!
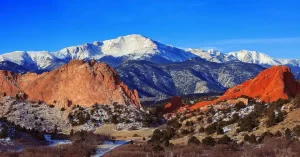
105;137;300;157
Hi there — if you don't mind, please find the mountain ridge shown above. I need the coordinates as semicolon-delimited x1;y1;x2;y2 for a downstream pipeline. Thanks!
116;58;264;100
1;34;299;74
0;34;197;72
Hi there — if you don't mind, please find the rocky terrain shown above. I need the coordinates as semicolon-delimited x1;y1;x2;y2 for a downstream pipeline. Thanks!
191;65;300;110
127;65;300;157
0;60;141;108
117;58;264;100
0;97;70;132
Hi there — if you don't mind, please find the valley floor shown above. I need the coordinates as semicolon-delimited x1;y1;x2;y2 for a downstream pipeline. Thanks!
95;124;156;141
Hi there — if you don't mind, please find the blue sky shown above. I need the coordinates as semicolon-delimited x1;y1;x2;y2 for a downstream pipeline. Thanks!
0;0;299;58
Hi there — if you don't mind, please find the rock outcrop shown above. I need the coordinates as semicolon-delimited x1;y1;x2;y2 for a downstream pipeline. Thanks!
0;60;141;108
164;96;184;113
0;97;70;132
191;66;300;110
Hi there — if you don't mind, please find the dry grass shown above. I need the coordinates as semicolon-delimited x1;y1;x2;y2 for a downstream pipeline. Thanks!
105;137;300;157
95;124;155;141
0;143;96;157
0;131;108;157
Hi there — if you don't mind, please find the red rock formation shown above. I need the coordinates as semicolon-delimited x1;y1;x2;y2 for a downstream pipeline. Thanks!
0;71;20;96
0;60;141;108
164;96;184;113
191;66;300;110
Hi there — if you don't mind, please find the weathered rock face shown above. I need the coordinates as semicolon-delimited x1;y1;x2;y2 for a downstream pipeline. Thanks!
191;66;300;110
0;60;141;108
164;96;184;113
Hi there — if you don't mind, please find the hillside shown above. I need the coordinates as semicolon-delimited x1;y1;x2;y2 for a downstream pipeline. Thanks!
0;60;141;108
117;58;264;100
191;66;300;110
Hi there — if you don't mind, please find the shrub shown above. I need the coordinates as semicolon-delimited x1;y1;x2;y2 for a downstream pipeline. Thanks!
217;135;231;145
230;113;239;123
244;134;250;142
185;121;194;127
266;110;284;127
293;125;300;136
248;134;257;144
181;129;190;135
111;115;118;124
202;136;216;146
149;129;163;145
258;131;273;143
285;128;292;139
163;140;172;147
235;101;246;111
205;123;217;135
274;131;282;137
294;93;300;108
162;127;176;141
207;117;213;123
70;129;74;136
254;102;264;116
0;124;8;138
216;126;224;135
188;136;200;145
167;118;181;129
238;112;259;132
197;117;202;121
199;127;205;133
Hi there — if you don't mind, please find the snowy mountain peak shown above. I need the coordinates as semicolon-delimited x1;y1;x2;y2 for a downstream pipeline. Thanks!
93;41;102;46
101;34;158;57
186;48;237;63
228;50;281;65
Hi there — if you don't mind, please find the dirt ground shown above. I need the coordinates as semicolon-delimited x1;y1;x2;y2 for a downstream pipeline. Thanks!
94;124;155;141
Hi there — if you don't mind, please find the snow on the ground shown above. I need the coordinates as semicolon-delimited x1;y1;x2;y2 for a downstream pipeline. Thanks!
44;135;72;146
92;140;130;157
44;134;129;156
223;126;232;133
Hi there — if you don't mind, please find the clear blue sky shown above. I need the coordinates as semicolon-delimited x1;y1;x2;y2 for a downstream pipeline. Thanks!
0;0;300;58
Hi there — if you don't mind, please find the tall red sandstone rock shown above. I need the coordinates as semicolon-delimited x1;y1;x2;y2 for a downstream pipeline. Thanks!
191;66;300;110
164;96;184;113
0;60;141;108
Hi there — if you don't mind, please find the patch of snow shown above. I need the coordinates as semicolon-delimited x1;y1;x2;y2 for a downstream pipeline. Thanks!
223;126;232;133
44;135;72;146
92;140;130;157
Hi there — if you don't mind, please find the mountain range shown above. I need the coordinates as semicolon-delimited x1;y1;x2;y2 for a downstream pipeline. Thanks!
1;34;299;72
0;34;299;100
116;59;264;100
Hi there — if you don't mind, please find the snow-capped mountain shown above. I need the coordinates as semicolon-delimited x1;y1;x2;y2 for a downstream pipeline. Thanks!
0;34;198;72
1;34;298;73
228;50;300;72
186;48;237;63
228;50;282;66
